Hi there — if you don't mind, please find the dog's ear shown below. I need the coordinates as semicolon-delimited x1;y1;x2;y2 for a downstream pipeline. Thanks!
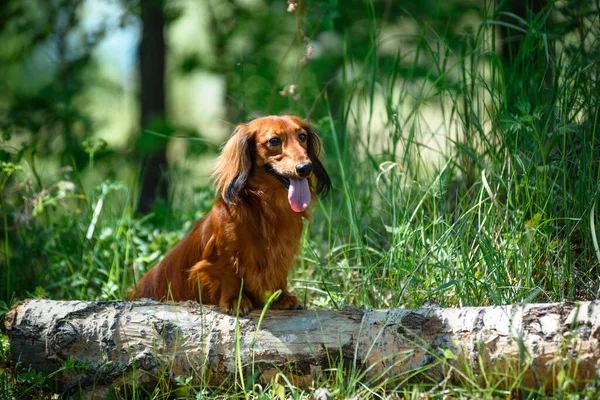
304;123;331;198
213;124;255;204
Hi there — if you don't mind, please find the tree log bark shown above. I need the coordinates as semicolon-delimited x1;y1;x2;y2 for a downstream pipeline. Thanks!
5;299;600;395
137;0;168;214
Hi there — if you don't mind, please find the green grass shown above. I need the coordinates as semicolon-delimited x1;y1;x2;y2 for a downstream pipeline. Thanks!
1;0;600;398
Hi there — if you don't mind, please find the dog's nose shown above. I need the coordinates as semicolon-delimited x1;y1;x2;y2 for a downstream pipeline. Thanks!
296;162;313;177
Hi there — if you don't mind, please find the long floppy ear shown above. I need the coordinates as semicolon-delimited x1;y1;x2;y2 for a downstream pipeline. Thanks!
212;124;255;204
305;123;331;198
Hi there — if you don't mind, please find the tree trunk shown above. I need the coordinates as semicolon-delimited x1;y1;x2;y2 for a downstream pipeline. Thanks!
137;0;168;214
5;299;600;396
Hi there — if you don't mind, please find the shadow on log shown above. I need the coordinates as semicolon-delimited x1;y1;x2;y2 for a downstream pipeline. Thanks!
5;299;600;396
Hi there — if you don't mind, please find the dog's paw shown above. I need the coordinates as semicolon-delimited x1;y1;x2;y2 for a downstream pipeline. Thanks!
220;295;253;316
272;293;303;310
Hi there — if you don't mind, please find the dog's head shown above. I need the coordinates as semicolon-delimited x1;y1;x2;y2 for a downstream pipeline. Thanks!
213;115;331;212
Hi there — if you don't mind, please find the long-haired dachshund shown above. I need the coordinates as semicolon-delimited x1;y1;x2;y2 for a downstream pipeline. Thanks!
131;115;330;314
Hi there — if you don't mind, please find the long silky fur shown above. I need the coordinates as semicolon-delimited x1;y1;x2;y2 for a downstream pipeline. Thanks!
132;115;330;315
305;124;331;198
213;125;255;204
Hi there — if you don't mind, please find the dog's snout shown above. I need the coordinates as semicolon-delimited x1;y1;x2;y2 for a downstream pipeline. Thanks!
296;162;313;177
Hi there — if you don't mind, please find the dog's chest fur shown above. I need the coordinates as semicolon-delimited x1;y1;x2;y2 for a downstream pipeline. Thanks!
226;190;305;293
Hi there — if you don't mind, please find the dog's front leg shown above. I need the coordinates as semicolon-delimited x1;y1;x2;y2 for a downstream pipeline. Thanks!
189;260;253;315
271;287;303;310
218;274;253;315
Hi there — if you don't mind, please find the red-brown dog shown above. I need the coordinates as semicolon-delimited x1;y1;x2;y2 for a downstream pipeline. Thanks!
131;115;330;314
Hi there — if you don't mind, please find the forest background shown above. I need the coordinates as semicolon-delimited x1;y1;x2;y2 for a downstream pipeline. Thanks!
1;0;599;397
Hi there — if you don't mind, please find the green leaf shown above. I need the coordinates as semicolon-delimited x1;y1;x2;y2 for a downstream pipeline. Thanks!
443;348;457;360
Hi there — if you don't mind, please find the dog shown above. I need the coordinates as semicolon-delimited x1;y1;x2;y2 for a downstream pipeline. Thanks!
131;115;331;314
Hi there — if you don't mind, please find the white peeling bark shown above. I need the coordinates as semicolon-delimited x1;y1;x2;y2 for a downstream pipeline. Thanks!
5;299;600;396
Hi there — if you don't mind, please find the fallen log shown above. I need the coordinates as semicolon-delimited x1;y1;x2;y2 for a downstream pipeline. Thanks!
4;299;600;396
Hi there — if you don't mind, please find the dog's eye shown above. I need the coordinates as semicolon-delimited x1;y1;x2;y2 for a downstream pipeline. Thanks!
298;133;307;143
268;137;282;146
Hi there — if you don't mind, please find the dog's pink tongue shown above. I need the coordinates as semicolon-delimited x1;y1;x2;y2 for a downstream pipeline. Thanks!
288;178;311;212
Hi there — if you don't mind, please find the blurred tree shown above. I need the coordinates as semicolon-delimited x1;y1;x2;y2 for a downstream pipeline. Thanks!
0;0;105;301
0;0;102;170
136;0;169;214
